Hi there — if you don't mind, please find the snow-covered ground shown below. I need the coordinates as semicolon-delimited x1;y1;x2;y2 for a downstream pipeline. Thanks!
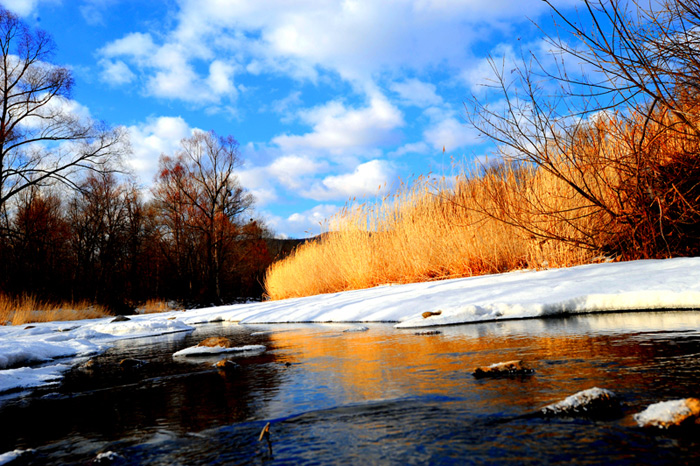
2;257;700;395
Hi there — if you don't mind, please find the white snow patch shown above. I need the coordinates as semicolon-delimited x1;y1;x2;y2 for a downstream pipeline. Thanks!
0;449;34;465
173;344;266;357
633;399;699;428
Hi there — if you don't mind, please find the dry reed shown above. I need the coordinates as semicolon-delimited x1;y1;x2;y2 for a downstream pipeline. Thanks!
263;169;599;301
0;294;112;326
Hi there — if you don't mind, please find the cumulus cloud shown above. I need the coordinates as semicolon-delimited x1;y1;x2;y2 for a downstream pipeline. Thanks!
302;159;396;201
98;59;136;86
272;95;403;155
126;116;195;185
390;79;443;107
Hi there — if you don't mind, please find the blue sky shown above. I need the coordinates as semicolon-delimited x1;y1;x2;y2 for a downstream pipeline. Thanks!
3;0;579;238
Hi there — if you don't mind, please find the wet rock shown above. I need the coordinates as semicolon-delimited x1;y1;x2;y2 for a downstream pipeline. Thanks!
634;398;700;428
78;359;99;372
415;330;442;335
422;310;442;319
214;359;241;371
110;315;130;323
119;358;147;370
198;336;233;348
541;387;620;417
343;326;369;333
91;450;125;465
473;360;534;378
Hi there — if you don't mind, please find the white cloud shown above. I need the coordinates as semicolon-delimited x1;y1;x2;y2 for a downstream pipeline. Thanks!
207;60;237;95
96;0;566;104
98;59;136;86
99;32;157;60
272;95;403;154
390;141;431;157
1;0;57;17
302;159;396;201
421;107;479;152
268;155;327;190
126;116;195;185
390;79;443;107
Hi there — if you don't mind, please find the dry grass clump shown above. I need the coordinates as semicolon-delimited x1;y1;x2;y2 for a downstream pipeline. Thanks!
135;299;179;314
263;171;597;301
0;294;112;326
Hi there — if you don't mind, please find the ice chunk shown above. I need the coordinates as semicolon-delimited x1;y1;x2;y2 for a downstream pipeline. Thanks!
173;344;266;357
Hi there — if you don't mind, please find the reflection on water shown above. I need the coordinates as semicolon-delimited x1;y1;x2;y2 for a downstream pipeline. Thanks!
2;311;700;464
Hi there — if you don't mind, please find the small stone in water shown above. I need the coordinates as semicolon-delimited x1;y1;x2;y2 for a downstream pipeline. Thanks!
119;358;147;370
540;387;620;417
473;360;534;378
214;359;240;371
634;398;700;428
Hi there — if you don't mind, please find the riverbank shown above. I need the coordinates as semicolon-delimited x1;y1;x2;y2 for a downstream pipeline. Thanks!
2;256;700;395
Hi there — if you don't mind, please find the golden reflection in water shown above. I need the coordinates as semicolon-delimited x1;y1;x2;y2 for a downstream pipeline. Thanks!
264;316;686;411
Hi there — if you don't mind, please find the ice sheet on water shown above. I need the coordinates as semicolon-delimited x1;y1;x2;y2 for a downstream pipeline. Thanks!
172;344;266;357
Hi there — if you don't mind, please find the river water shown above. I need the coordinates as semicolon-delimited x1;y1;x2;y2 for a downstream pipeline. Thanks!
2;311;700;465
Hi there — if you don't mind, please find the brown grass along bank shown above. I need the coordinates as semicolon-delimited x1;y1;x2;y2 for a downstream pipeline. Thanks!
0;294;112;326
263;172;598;301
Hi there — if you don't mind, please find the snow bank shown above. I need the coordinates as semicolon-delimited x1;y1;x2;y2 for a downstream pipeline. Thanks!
0;317;193;394
173;257;700;327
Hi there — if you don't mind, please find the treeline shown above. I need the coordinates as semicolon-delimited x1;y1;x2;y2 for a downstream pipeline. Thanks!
0;135;274;312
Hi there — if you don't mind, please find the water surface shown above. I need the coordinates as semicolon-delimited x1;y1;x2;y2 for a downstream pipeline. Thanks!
2;311;700;464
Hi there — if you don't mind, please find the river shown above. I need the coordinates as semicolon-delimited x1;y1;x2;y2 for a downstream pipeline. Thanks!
2;311;700;464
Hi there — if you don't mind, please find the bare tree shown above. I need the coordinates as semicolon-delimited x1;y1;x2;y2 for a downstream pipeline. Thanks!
153;130;254;302
0;7;126;222
466;0;700;259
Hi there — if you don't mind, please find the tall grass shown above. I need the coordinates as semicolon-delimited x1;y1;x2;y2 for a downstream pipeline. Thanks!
0;294;112;326
263;169;597;300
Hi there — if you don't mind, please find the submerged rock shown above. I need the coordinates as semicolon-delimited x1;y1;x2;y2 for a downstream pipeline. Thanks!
198;336;233;348
473;360;534;378
214;359;241;372
415;330;442;335
422;310;442;319
541;387;620;417
78;359;99;372
634;398;700;428
343;326;369;333
92;450;125;465
119;358;147;370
